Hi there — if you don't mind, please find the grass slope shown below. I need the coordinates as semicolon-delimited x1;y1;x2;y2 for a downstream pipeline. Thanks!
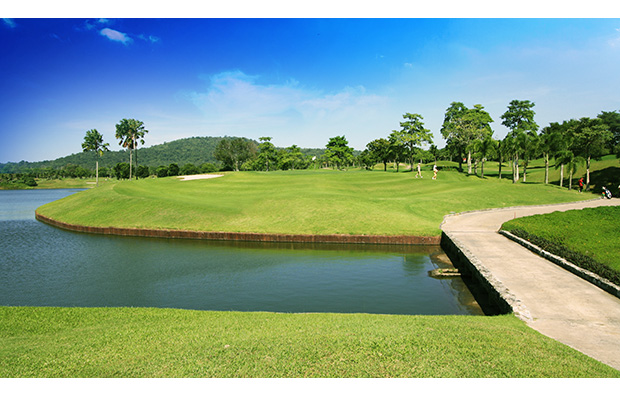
1;306;618;378
37;166;593;237
502;206;620;273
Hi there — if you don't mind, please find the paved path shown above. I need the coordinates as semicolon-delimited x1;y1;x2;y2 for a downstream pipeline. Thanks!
441;198;620;371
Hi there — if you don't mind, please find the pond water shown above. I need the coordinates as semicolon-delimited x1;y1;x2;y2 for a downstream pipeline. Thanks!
0;189;483;315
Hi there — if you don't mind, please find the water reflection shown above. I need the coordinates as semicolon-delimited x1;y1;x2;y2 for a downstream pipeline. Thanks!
0;189;483;316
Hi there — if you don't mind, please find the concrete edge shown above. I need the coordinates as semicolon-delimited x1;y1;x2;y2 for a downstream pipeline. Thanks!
499;230;620;299
440;230;533;321
35;212;441;246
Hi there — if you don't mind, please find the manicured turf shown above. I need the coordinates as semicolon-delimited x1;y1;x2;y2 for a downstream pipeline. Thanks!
14;160;620;377
502;206;620;273
1;306;618;378
36;165;593;237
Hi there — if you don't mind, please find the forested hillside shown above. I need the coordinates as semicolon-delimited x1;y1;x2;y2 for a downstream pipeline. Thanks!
0;137;222;173
0;136;328;174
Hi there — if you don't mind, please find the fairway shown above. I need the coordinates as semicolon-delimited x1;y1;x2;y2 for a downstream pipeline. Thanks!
36;166;594;238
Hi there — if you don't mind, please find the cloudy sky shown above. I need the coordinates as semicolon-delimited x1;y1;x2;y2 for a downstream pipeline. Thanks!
1;9;620;163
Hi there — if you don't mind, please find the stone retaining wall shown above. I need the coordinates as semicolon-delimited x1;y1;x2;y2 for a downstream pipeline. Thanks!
35;212;441;245
500;230;620;299
440;231;533;321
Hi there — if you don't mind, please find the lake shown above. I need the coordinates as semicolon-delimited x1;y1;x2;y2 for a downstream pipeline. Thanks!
0;189;483;315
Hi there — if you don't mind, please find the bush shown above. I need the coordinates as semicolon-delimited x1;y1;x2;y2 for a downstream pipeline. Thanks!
200;163;219;173
113;163;130;180
180;163;199;176
136;165;150;179
168;163;179;177
23;177;38;187
98;167;110;178
155;166;169;178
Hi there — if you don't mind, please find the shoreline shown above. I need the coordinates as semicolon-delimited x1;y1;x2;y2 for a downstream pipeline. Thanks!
35;212;441;245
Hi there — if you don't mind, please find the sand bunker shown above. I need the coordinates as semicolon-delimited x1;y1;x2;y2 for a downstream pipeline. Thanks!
177;174;224;181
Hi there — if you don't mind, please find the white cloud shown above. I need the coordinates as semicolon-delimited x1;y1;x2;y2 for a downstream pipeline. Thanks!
2;18;16;28
138;34;160;43
100;28;132;44
185;70;395;149
609;28;620;47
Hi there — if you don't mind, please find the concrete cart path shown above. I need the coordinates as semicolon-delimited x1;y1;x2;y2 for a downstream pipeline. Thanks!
441;198;620;371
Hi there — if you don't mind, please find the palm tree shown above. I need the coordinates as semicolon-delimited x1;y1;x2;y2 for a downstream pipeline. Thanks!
554;150;583;190
115;119;148;180
552;120;577;188
81;129;109;187
502;134;519;183
539;123;563;185
519;131;539;183
474;133;497;178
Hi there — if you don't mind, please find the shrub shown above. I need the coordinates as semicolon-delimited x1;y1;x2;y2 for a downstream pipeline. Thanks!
23;177;38;187
136;165;151;179
168;163;179;177
180;163;199;176
155;166;169;178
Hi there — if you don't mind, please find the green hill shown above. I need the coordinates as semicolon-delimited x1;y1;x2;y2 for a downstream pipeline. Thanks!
0;136;224;173
0;136;330;174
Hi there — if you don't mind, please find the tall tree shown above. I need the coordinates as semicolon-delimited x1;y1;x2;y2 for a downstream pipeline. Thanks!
571;117;613;190
324;135;354;170
257;137;277;171
115;118;148;180
388;130;405;172
500;100;538;183
554;149;583;190
81;129;109;187
285;145;303;171
398;113;434;169
428;144;439;165
597;110;620;153
214;137;257;171
473;133;497;178
517;130;539;183
441;102;468;172
462;104;494;175
366;138;392;171
552;120;577;188
539;123;563;185
501;134;519;183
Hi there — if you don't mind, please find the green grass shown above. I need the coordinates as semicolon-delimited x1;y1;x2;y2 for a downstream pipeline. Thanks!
502;206;620;274
17;160;620;377
36;166;594;237
1;306;618;378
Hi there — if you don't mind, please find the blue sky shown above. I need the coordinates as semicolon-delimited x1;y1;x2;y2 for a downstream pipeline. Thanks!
2;16;620;163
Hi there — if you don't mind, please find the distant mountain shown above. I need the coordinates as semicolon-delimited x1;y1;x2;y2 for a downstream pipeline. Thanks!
0;136;328;173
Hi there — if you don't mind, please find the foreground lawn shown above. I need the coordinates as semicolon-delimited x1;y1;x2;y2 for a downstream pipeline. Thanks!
1;306;617;378
36;167;593;237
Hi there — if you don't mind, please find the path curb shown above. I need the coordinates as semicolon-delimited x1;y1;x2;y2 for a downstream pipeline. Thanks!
500;230;620;299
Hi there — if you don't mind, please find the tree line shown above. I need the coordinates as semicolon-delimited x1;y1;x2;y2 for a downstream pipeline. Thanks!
358;100;619;191
3;102;619;190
